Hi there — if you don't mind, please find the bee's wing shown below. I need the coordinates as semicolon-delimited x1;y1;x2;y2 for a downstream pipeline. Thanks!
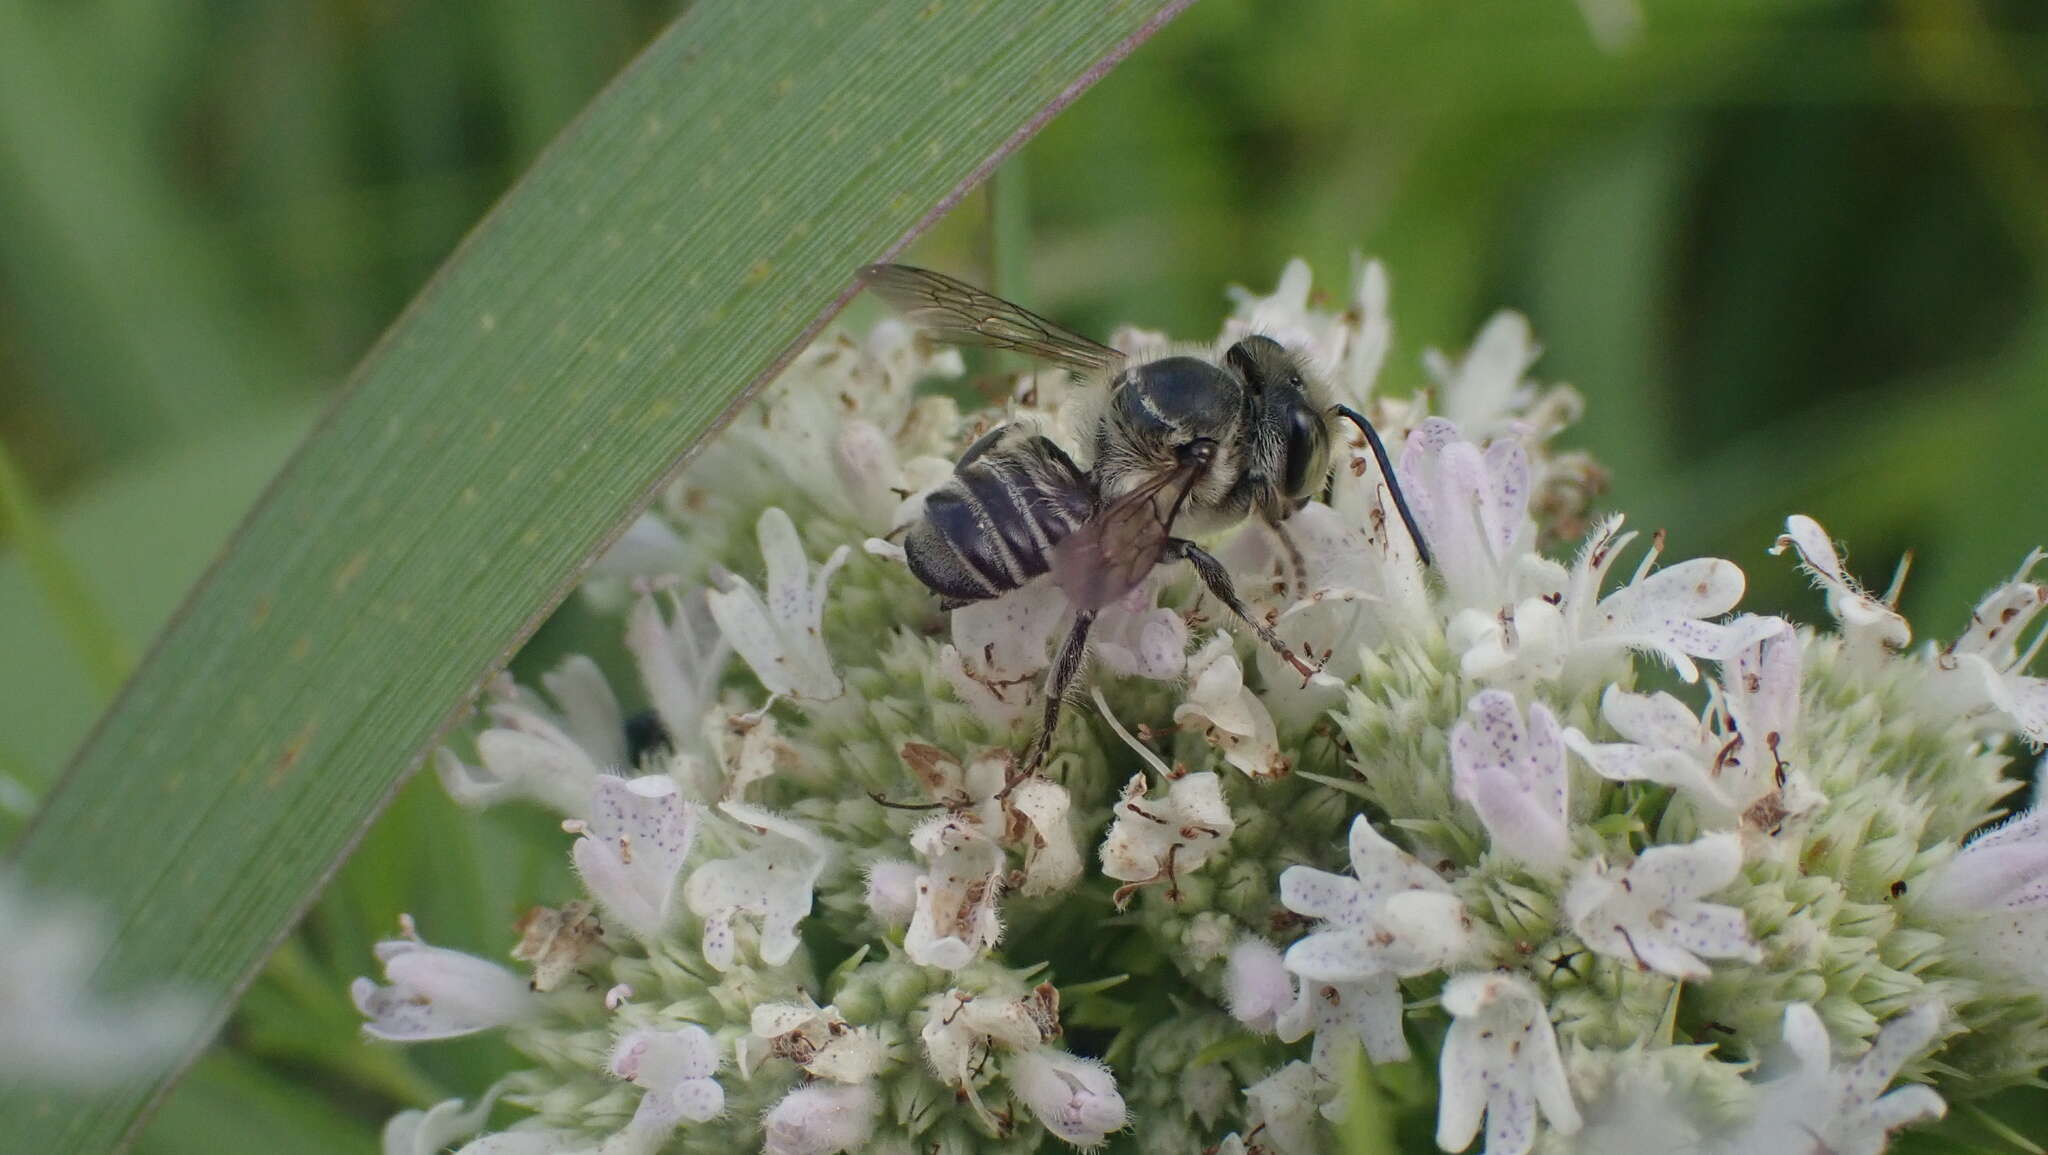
861;263;1126;375
1093;470;1184;590
1052;462;1200;607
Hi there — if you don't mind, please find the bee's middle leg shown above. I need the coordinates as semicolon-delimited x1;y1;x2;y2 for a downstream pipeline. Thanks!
1016;609;1097;783
1168;538;1317;682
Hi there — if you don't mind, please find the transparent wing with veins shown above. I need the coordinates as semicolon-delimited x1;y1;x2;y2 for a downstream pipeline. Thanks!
1048;457;1204;612
860;263;1127;375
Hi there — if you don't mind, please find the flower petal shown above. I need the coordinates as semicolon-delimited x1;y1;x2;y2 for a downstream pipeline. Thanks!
1450;691;1571;872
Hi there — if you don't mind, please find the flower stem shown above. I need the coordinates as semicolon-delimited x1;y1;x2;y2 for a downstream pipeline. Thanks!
0;436;130;696
988;154;1031;307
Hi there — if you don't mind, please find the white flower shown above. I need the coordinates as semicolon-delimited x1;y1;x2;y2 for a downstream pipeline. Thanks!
1222;259;1347;377
383;1084;505;1155
746;998;887;1084
583;513;694;604
1557;518;1747;683
937;579;1068;723
437;660;625;814
701;321;961;528
1770;514;1910;659
1098;771;1235;904
1175;636;1287;778
939;577;1187;724
682;802;830;970
919;985;1061;1128
0;875;202;1084
1345;257;1395;404
1563;683;1722;798
454;1131;593;1155
861;859;920;925
1729;1003;1945;1155
695;707;799;804
1451;690;1573;873
1089;582;1191;681
1220;256;1399;414
1436;972;1581;1155
1424;311;1540;438
1398;417;1535;615
624;586;729;751
706;507;850;701
1564;619;1816;834
1223;501;1428;729
352;916;535;1041
920;986;1061;1079
510;901;609;993
1224;938;1296;1034
1720;615;1802;751
1563;833;1761;980
1563;1052;1703;1155
1575;0;1645;51
1928;549;2048;744
1243;1061;1323;1155
761;1082;882;1155
1008;1047;1128;1149
834;417;948;534
1920;764;2048;992
1456;516;1748;690
1279;815;1476;983
904;813;1005;969
896;742;1080;898
609;1025;725;1132
1275;971;1410;1068
1709;614;1819;828
1007;775;1083;896
569;774;698;942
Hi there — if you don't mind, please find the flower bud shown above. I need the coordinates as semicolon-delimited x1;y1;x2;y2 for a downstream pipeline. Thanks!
1007;1047;1127;1149
761;1082;881;1155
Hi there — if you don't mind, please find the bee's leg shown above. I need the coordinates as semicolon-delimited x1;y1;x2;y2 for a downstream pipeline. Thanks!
1016;609;1097;783
1264;514;1309;599
1168;538;1318;683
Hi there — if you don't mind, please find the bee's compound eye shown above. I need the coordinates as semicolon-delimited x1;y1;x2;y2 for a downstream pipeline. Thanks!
1281;407;1329;499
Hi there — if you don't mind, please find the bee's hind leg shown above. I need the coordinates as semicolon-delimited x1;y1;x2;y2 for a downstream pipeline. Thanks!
1011;609;1097;789
1169;538;1318;684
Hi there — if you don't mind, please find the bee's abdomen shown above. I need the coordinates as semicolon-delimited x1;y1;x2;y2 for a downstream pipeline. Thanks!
904;433;1092;605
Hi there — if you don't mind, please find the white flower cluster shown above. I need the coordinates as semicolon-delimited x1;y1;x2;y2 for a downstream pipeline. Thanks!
356;257;2048;1155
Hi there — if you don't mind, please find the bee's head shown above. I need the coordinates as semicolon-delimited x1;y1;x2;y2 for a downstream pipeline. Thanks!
1225;336;1330;504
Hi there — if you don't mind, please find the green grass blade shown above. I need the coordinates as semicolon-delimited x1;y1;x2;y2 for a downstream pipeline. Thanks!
0;1;1190;1148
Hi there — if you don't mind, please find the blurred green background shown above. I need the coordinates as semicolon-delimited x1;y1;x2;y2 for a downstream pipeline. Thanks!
3;0;2046;1149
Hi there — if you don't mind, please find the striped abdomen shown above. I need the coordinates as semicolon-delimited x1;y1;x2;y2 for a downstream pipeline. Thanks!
904;427;1094;605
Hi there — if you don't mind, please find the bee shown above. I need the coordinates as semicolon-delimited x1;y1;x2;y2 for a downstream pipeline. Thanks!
862;263;1431;775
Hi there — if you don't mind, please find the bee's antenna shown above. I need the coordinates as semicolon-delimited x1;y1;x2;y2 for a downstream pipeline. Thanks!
1331;405;1433;568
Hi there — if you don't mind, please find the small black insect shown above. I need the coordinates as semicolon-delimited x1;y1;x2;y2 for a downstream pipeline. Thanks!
622;707;672;768
862;263;1431;775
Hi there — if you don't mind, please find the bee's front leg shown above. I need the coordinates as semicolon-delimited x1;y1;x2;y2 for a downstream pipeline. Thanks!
1167;539;1319;684
1263;513;1309;600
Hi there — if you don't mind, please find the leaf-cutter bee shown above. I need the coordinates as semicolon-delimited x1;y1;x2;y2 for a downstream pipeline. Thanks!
861;263;1431;775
